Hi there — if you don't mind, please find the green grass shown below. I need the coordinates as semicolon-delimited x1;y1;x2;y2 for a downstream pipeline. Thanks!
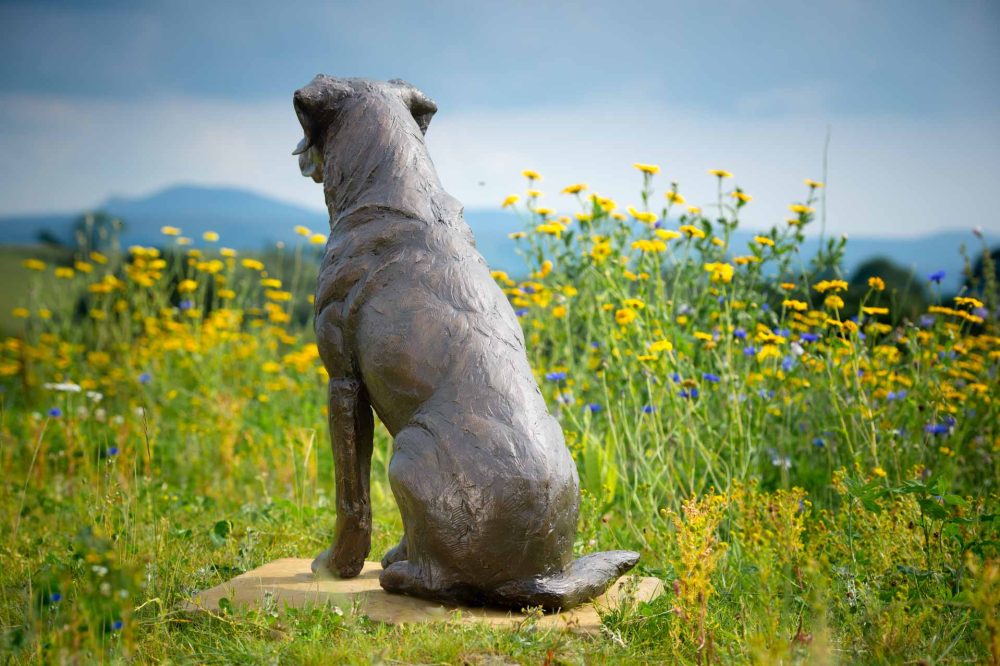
1;168;997;663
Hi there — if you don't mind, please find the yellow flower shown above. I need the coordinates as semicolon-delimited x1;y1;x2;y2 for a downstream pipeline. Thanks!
804;179;825;189
626;206;658;224
867;276;885;291
813;279;848;293
561;183;587;194
788;203;814;214
655;229;681;241
631;239;667;253
615;307;638;326
753;235;774;247
780;282;797;290
55;267;74;279
74;261;93;273
265;290;292;302
862;306;889;316
535;223;563;237
22;259;46;271
509;231;527;240
711;237;725;247
782;299;808;311
501;194;520;208
680;224;706;239
687;205;702;215
533;207;554;216
824;294;844;310
708;169;733;179
757;344;781;361
294;225;311;236
221;247;237;257
552;305;568;318
522;169;542;180
11;307;29;319
309;233;326;245
648;339;673;353
90;309;106;320
202;231;220;242
589;240;612;263
177;237;192;246
872;466;887;478
242;258;265;271
527;189;543;198
624;298;646;310
733;255;760;265
665;191;685;205
562;285;578;297
178;279;198;293
633;162;661;175
261;278;282;288
731;190;752;203
954;296;984;309
491;270;509;282
694;331;714;342
89;251;108;264
161;225;181;236
218;289;236;299
703;262;734;284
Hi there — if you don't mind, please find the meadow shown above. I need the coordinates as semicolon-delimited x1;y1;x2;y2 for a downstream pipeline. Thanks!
0;165;997;664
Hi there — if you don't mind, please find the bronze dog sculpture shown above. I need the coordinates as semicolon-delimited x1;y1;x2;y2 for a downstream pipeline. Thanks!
293;75;638;610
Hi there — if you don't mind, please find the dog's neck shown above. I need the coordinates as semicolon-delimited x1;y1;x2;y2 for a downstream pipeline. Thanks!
322;96;446;228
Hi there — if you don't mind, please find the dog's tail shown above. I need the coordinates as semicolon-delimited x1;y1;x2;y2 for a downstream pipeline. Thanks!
484;550;640;611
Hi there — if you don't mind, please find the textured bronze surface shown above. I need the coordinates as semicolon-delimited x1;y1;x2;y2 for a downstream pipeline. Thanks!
294;75;638;610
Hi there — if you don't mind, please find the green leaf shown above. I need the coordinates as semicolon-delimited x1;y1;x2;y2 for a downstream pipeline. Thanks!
917;498;948;520
210;519;233;547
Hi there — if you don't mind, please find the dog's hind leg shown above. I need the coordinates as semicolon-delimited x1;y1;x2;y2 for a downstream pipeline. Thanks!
311;309;376;578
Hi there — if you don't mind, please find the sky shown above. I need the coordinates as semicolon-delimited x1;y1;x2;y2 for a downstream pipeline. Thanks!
1;0;998;237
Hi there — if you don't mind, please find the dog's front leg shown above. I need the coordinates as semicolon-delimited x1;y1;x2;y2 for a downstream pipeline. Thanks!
312;376;374;578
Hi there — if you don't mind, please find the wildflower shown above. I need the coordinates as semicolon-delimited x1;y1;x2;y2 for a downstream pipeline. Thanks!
294;225;311;236
22;258;47;271
702;373;720;383
687;205;702;215
694;331;714;342
928;270;946;284
813;279;848;293
522;169;542;180
924;423;950;435
589;241;612;263
536;223;563;237
624;298;645;310
753;235;774;247
509;231;527;240
733;328;747;339
655;229;681;241
887;390;908;401
703;262;734;284
533;207;554;217
708;169;733;178
107;446;119;457
648;339;673;353
242;259;264;271
55;267;74;279
218;289;235;299
309;233;326;245
562;285;578;297
47;407;62;418
615;308;638;326
76;261;94;272
633;163;660;174
783;299;808;311
872;466;887;478
627;206;658;224
733;255;760;265
11;307;29;318
954;296;984;309
642;405;656;414
804;179;825;188
757;344;781;361
586;403;602;413
561;183;587;194
800;334;819;345
261;278;282;288
50;592;62;603
732;190;752;203
515;308;528;317
552;305;567;318
868;276;885;291
680;224;705;239
632;239;667;253
680;387;699;399
665;191;685;205
527;189;544;199
812;437;825;448
824;295;844;310
43;381;82;392
711;237;725;247
160;226;181;236
788;204;814;214
545;371;567;382
112;620;124;631
221;247;237;258
862;306;889;316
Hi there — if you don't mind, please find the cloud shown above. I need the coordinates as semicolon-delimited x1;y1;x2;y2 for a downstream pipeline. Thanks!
1;92;998;238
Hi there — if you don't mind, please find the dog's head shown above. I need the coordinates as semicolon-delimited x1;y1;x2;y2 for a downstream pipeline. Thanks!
292;76;438;183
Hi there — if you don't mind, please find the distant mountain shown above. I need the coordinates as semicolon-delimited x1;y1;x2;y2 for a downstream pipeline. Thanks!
0;185;993;292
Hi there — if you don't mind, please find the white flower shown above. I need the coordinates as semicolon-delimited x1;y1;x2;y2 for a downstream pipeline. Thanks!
94;408;107;423
111;415;125;425
43;381;81;393
76;406;89;419
86;390;103;403
790;342;804;357
133;407;146;418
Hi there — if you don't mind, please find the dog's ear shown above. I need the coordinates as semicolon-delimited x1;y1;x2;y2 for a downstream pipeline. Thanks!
292;75;350;154
390;79;437;135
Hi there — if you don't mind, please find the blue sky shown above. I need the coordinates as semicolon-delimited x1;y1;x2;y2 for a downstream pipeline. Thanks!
1;0;998;236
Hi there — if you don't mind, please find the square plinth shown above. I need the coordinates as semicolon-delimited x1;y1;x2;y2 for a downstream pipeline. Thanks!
183;559;662;634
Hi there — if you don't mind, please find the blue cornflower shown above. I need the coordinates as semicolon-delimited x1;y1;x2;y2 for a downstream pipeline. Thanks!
800;332;819;343
924;423;950;435
733;328;747;339
138;372;152;384
47;407;62;418
642;405;656;414
112;620;123;631
702;373;720;383
887;390;907;401
50;591;62;603
928;270;946;284
179;299;194;311
522;285;535;294
590;341;601;348
761;303;771;312
919;314;936;328
515;308;529;317
107;446;119;457
758;388;775;399
781;356;796;372
944;415;957;427
670;373;681;383
776;328;790;338
679;387;699;399
812;437;825;448
545;371;567;382
742;345;757;356
586;403;602;413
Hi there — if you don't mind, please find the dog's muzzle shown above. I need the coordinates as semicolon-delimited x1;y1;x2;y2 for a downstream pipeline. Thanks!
294;138;324;183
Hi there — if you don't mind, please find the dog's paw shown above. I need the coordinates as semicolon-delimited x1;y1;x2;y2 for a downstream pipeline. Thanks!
311;545;366;579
